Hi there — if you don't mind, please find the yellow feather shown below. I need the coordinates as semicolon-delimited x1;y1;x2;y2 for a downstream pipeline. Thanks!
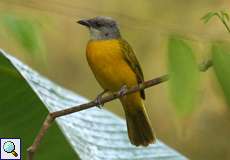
86;39;137;91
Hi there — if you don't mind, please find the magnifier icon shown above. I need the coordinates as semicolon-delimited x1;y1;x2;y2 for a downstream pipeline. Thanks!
3;141;18;157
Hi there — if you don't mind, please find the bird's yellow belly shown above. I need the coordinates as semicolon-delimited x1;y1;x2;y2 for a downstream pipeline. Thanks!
86;40;137;91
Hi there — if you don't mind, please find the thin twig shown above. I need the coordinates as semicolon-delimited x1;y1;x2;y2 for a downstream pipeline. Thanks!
27;115;54;160
27;60;212;160
51;74;169;118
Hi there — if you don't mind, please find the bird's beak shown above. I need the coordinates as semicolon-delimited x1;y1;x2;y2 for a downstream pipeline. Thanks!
77;19;90;27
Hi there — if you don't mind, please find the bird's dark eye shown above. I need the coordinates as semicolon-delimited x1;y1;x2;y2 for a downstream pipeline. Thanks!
94;22;102;28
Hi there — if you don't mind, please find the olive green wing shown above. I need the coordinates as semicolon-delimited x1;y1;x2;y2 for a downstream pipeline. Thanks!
120;39;145;99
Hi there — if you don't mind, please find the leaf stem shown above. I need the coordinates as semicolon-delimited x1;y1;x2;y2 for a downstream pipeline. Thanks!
216;13;230;34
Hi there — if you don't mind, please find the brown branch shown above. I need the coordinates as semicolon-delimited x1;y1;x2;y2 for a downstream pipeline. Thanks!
27;115;54;160
27;59;212;160
51;74;169;118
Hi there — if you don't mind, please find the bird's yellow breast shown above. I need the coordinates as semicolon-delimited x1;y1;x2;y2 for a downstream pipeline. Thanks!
86;39;137;91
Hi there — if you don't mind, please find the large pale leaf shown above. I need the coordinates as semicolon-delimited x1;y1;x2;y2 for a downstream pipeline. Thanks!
0;49;187;160
212;42;230;106
168;36;199;115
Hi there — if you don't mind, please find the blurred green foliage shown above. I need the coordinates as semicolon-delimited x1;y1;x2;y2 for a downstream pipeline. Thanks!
212;42;230;106
202;10;230;106
168;36;199;115
0;14;46;60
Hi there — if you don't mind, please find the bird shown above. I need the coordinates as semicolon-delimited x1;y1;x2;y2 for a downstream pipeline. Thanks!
77;16;155;146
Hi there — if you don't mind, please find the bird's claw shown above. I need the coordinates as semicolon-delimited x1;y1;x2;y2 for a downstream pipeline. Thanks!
94;90;108;109
95;96;103;109
118;85;128;97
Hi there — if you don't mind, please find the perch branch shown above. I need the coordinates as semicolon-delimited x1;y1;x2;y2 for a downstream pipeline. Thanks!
27;59;212;160
27;115;54;160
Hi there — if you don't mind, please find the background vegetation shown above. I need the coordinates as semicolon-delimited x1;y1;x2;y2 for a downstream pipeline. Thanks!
0;0;230;159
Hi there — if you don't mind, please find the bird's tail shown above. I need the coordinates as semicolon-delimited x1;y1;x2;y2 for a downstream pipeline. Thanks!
120;93;156;146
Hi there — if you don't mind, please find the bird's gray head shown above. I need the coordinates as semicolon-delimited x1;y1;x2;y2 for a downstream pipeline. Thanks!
77;16;121;40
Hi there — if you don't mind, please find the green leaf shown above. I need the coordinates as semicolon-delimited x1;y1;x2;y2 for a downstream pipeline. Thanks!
212;42;230;106
168;36;199;115
1;15;45;57
0;51;77;159
201;11;216;24
0;49;188;160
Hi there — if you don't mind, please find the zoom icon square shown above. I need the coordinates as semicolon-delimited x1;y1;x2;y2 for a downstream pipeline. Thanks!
0;138;21;160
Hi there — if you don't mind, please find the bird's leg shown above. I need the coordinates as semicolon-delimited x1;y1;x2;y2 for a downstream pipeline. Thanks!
118;85;128;97
94;89;109;109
